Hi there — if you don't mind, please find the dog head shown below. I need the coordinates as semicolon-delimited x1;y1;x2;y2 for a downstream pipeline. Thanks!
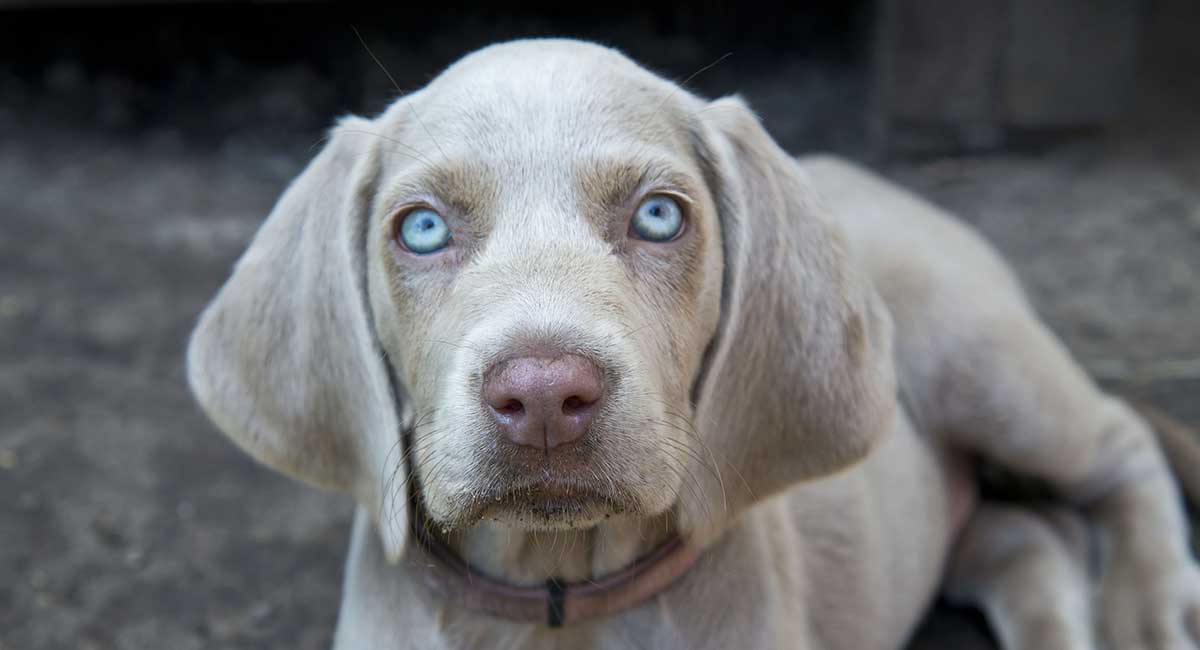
188;39;895;559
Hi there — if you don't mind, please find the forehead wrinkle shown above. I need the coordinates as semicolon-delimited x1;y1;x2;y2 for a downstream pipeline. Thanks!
467;162;608;264
445;142;704;254
498;169;594;239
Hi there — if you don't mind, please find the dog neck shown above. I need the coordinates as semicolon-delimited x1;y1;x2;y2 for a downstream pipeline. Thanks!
409;510;700;627
441;514;676;586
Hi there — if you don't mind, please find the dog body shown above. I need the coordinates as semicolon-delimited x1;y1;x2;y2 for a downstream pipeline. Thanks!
189;40;1200;649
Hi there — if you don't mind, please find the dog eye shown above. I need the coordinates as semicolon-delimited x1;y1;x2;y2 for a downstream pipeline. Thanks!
397;208;451;254
630;195;684;242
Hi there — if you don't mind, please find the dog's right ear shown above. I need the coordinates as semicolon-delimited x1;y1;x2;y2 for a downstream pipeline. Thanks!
187;115;409;559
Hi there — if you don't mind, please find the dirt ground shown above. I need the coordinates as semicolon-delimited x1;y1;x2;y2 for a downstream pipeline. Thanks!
1;4;1198;649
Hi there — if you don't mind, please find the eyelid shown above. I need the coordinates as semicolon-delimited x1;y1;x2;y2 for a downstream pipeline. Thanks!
643;188;695;206
617;164;699;209
388;195;443;220
389;203;430;240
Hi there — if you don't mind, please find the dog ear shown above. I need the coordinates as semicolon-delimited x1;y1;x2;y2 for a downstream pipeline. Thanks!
187;115;409;560
684;97;897;540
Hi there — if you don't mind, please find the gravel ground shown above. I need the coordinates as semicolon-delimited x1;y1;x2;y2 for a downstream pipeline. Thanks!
1;3;1197;649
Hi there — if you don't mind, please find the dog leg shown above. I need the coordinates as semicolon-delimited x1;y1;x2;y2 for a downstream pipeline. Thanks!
945;504;1094;650
927;297;1200;648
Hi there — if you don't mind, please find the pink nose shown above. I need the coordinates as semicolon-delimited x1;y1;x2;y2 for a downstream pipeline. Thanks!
482;354;605;450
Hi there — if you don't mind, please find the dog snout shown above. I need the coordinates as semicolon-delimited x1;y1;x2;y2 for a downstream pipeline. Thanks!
482;353;605;450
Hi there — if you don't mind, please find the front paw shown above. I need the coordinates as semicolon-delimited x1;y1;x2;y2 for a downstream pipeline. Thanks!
1100;557;1200;649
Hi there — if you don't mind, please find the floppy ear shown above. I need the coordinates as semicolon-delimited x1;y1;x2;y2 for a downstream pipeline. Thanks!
683;97;897;540
187;115;409;559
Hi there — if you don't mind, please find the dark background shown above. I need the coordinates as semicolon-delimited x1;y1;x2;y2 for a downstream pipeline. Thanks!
1;1;1198;648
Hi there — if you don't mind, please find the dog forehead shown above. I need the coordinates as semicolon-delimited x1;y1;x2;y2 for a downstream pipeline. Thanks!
410;40;691;154
431;39;666;101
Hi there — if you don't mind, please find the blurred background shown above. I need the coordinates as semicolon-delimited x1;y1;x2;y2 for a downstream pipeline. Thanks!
1;0;1197;648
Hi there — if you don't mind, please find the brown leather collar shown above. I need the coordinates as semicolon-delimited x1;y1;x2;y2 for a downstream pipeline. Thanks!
409;515;702;627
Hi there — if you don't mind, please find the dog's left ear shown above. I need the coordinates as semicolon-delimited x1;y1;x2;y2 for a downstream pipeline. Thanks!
187;115;409;560
684;97;897;540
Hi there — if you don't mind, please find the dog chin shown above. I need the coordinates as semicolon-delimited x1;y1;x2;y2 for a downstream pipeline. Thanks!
481;500;616;530
467;481;634;531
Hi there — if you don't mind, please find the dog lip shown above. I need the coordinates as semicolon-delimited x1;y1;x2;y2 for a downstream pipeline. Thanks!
472;475;630;523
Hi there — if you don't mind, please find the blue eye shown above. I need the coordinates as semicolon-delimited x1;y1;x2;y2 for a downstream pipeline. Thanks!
397;208;451;254
630;195;684;242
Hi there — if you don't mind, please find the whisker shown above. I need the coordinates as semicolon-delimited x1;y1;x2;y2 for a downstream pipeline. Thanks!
352;25;447;161
337;129;433;166
352;26;402;97
653;398;753;504
629;50;735;165
668;52;733;104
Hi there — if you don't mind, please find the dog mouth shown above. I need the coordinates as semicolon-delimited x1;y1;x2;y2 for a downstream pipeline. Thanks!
410;419;664;531
462;473;635;529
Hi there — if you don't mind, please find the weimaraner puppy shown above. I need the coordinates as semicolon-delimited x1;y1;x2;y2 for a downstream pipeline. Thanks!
188;39;1200;649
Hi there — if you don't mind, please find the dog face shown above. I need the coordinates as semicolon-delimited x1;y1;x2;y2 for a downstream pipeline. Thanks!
188;39;895;558
367;43;724;530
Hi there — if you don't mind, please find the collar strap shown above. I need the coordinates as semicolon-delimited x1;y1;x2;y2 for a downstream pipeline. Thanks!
410;518;701;627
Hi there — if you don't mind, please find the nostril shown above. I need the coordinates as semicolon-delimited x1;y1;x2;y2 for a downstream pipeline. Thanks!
495;398;524;415
562;394;595;415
